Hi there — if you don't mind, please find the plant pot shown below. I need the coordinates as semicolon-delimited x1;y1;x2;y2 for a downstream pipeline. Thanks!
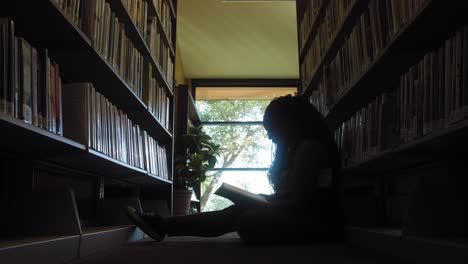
172;189;193;216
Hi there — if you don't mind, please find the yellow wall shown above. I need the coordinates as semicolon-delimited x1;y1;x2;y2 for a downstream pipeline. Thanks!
175;43;186;86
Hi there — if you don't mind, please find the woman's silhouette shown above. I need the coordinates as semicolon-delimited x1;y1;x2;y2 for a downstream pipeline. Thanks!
126;94;343;243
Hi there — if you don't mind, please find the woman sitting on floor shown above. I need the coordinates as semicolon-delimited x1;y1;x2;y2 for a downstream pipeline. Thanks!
126;94;344;244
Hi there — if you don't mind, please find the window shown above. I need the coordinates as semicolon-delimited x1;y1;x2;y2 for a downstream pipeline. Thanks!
195;86;296;211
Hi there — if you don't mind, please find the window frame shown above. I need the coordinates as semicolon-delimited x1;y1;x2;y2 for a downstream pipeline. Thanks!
193;79;298;172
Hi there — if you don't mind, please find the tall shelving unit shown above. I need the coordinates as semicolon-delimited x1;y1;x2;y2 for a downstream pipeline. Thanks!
174;84;202;213
0;0;177;262
297;0;468;263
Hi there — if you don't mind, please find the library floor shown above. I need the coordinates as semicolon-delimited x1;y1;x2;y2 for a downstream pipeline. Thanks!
76;232;407;264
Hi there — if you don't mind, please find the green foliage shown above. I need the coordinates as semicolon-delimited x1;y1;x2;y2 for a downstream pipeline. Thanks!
174;126;220;190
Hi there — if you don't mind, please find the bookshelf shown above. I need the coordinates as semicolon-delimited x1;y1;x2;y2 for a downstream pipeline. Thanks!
174;84;202;213
0;0;177;261
297;0;468;261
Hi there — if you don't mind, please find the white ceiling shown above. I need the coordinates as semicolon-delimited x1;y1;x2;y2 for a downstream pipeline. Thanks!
176;0;299;79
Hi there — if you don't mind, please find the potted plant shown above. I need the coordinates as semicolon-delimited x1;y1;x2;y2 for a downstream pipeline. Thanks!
173;126;220;215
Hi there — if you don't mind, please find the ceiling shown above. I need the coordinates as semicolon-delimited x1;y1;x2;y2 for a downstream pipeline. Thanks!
176;0;299;79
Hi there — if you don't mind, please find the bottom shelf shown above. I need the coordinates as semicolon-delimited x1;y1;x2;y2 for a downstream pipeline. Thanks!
346;226;468;264
0;235;80;263
80;225;144;258
0;226;144;263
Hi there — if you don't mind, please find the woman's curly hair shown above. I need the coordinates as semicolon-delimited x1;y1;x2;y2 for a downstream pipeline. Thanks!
264;94;339;190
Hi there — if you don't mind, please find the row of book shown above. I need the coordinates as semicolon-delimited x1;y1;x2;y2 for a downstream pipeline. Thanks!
123;0;175;89
307;0;430;113
62;82;169;179
144;130;169;179
143;64;171;130
122;0;149;41
0;18;63;135
298;0;326;51
300;0;354;89
300;0;429;91
320;0;401;104
333;25;468;166
153;0;173;44
55;0;175;94
334;92;398;166
147;15;174;90
81;0;146;98
399;26;468;143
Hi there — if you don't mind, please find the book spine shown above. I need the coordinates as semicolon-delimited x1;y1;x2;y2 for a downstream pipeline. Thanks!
31;47;38;126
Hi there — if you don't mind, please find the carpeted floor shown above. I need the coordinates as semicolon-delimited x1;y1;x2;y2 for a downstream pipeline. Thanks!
76;232;409;264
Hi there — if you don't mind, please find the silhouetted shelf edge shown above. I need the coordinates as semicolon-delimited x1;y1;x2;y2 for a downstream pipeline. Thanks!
0;235;80;263
127;105;173;142
111;0;175;95
302;0;363;97
145;0;175;57
144;105;173;139
188;91;201;126
342;119;468;176
88;148;147;176
148;172;172;184
346;226;468;264
325;0;434;128
120;172;172;186
299;0;329;62
168;0;177;22
84;149;172;186
126;172;172;186
0;113;86;155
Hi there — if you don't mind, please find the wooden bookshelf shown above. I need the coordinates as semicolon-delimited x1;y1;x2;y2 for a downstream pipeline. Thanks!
0;113;85;156
0;0;177;261
149;3;176;57
2;0;172;143
298;0;329;62
110;0;174;96
297;0;468;261
188;89;202;127
342;118;468;177
325;0;468;128
301;0;366;96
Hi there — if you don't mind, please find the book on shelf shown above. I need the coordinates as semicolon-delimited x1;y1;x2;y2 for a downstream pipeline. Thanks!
214;182;269;208
334;23;468;167
301;0;430;97
0;18;63;135
62;82;170;176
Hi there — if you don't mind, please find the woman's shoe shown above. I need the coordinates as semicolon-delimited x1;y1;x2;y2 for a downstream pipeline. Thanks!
124;206;166;241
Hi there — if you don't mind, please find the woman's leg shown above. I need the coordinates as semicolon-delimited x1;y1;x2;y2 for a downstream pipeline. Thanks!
162;205;244;237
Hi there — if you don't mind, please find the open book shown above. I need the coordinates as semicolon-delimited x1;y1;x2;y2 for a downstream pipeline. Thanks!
214;182;269;207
